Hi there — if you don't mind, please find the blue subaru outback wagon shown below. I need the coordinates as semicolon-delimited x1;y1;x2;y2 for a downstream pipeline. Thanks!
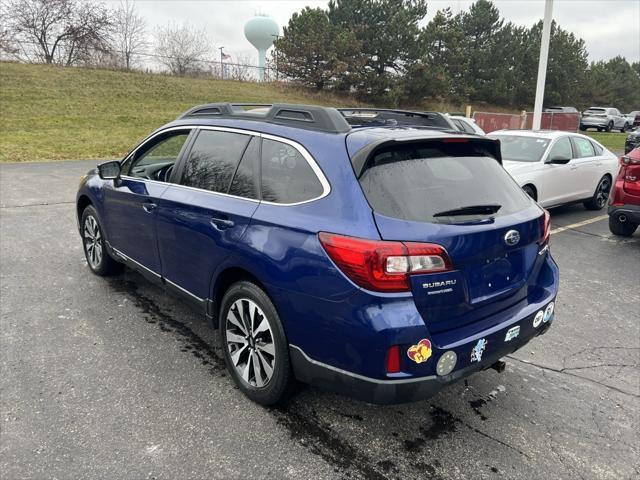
76;104;558;405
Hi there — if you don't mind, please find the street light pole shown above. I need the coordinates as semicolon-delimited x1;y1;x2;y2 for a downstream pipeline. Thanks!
532;0;554;130
219;46;225;80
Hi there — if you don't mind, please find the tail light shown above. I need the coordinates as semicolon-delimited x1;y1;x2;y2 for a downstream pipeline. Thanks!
385;345;401;373
541;210;551;245
318;232;452;293
621;155;640;165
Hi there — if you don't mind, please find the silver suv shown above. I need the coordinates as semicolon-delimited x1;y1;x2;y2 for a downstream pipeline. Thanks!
580;107;629;132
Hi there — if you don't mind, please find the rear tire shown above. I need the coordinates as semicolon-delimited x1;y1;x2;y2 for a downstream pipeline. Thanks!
605;121;613;132
621;123;629;133
81;206;123;276
579;125;586;131
608;215;637;237
583;175;611;210
219;281;294;406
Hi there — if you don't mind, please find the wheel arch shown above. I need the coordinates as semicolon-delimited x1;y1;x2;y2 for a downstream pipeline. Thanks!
210;266;272;329
77;194;93;220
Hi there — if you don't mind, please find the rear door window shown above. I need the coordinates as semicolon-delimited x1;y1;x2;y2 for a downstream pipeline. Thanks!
261;139;324;204
571;137;595;158
358;142;531;223
228;137;260;200
180;130;251;193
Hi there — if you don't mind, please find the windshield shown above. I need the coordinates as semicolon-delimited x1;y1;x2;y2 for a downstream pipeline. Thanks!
489;135;550;162
358;147;531;223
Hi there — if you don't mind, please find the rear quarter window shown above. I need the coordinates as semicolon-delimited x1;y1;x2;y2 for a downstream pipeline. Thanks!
261;139;325;204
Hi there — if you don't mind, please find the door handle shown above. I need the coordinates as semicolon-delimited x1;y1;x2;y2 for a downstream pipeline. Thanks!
570;165;578;170
142;202;157;213
210;216;235;230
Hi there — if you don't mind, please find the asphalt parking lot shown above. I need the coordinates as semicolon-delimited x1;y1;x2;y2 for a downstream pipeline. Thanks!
1;160;638;480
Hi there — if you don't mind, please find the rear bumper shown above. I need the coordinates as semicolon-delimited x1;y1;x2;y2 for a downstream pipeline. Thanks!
290;305;554;404
581;119;608;127
609;204;640;224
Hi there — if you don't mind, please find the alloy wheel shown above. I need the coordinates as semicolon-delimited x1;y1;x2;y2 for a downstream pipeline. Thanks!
83;215;103;268
225;298;276;388
595;177;611;208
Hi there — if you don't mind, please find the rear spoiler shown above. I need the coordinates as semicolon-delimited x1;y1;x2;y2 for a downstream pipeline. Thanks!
350;136;502;177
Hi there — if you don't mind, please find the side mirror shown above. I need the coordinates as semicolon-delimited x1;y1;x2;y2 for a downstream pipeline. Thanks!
97;160;121;180
546;156;571;165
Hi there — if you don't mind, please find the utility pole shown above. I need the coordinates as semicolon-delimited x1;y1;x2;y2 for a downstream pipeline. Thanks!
271;34;281;81
532;0;554;130
219;46;225;80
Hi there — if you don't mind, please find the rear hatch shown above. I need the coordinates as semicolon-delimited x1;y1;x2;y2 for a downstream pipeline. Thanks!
583;108;607;118
352;135;545;333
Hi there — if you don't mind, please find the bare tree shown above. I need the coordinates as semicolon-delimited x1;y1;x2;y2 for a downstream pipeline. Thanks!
5;0;113;66
0;2;19;57
112;0;147;70
155;23;211;75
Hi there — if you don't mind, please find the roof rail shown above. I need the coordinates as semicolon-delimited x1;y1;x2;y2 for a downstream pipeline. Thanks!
338;108;455;130
178;103;351;134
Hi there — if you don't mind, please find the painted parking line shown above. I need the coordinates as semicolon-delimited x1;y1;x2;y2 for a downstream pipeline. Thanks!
550;214;609;235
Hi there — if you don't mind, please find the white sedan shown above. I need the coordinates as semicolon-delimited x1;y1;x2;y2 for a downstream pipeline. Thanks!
488;130;619;210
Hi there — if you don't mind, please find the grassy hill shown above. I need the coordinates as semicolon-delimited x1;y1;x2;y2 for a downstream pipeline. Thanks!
0;62;627;162
0;62;362;162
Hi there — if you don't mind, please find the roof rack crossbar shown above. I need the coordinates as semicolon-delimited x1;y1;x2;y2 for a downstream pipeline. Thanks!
178;102;351;133
338;108;455;130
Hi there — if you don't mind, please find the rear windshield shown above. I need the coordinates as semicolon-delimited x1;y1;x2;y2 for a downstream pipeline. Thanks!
584;108;606;114
359;144;531;223
489;135;549;162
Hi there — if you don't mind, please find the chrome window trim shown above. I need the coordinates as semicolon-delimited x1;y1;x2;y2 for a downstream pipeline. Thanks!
120;125;331;207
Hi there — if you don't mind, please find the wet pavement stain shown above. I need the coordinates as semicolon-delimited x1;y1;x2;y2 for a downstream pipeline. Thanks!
107;275;394;479
469;398;489;421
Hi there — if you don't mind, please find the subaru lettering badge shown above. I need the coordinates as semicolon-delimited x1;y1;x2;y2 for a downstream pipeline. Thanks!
504;230;520;246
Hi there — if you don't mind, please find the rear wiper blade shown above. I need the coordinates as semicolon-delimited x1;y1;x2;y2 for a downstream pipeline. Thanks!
433;204;502;217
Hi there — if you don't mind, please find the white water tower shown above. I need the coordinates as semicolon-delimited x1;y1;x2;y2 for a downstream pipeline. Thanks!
244;15;279;81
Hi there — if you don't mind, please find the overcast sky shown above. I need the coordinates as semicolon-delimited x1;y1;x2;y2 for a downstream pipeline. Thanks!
103;0;640;65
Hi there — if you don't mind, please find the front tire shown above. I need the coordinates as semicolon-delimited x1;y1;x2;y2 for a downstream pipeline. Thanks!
583;175;611;210
219;281;294;406
608;215;637;237
81;206;123;276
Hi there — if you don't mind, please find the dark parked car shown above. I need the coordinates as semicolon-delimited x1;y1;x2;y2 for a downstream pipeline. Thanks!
609;147;640;237
625;130;640;154
76;103;558;405
627;110;640;127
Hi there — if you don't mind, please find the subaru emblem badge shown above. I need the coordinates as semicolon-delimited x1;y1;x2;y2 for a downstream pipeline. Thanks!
504;230;520;246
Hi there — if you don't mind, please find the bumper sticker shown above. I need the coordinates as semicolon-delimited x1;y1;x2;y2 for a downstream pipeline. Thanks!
407;339;432;364
471;338;487;363
533;310;544;328
505;325;520;342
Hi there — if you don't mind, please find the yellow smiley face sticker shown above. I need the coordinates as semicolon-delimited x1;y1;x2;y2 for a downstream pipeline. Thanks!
407;339;432;364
